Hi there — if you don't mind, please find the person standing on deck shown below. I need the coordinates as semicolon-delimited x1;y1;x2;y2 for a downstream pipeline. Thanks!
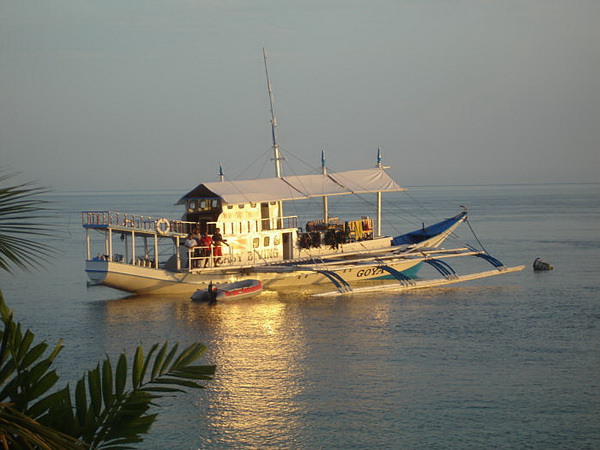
199;231;213;268
184;233;198;268
192;228;203;267
212;228;228;266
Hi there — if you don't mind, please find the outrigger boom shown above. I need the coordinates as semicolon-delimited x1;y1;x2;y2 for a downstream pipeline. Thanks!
313;265;525;297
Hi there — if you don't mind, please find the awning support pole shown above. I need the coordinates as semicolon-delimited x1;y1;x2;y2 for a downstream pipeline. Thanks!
322;151;329;223
376;148;386;237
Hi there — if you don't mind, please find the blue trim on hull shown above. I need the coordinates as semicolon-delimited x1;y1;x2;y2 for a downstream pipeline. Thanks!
391;211;466;246
370;262;423;280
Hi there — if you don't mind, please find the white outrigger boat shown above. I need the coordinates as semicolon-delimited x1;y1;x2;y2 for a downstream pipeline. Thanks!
82;51;523;297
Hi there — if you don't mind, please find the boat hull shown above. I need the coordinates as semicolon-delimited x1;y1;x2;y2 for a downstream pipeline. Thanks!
85;258;424;295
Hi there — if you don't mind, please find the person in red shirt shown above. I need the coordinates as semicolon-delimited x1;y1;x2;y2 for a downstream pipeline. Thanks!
211;228;228;266
199;232;213;268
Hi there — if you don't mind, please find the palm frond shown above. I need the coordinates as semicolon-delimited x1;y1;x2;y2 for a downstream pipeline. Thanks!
0;402;83;450
75;341;215;449
1;293;215;449
0;170;56;273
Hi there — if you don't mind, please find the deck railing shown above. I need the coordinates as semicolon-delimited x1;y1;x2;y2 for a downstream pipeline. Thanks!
82;211;195;235
82;211;298;235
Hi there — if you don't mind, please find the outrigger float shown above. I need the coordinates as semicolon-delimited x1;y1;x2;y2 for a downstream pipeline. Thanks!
82;51;523;297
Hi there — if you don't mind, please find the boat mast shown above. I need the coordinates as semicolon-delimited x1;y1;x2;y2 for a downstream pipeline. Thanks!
322;151;329;223
263;48;284;178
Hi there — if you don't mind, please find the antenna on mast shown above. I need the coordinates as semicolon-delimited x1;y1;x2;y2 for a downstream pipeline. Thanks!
263;48;284;178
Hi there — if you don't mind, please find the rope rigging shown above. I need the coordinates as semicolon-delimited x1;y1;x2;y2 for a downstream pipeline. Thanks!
248;148;455;237
223;146;493;256
464;217;490;255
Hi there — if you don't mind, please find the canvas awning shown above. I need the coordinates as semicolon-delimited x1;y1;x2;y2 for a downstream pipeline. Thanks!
178;168;405;205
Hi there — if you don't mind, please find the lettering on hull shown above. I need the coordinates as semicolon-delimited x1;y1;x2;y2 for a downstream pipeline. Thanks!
356;267;386;278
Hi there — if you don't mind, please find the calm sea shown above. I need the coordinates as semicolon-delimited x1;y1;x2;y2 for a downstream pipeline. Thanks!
1;183;599;449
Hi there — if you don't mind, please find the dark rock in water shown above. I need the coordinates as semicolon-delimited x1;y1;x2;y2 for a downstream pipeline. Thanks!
533;257;553;271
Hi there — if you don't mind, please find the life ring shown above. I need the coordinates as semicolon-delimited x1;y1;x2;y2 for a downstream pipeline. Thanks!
156;218;170;235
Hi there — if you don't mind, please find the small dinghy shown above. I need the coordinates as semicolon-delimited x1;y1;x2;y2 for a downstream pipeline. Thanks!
191;279;262;302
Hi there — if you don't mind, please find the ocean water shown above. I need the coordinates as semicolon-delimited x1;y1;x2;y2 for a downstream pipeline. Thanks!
1;183;599;449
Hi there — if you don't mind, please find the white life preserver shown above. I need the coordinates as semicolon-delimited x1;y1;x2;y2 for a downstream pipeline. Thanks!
156;218;170;235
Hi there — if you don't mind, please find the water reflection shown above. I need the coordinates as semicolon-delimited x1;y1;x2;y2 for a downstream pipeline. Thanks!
96;293;309;447
96;295;189;323
181;295;308;447
94;287;516;448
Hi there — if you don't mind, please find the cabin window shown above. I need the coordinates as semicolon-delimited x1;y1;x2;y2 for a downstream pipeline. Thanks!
239;204;245;209
264;236;270;247
211;199;219;208
253;238;259;248
188;200;196;210
227;205;234;209
270;201;276;205
250;203;257;208
200;200;207;209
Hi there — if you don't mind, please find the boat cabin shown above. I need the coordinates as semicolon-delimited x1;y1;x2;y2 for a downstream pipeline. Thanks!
178;185;282;236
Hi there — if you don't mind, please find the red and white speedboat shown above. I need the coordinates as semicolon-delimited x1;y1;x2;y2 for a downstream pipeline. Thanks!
191;279;262;302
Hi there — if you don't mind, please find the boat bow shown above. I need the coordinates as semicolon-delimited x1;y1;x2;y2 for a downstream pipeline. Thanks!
392;211;467;249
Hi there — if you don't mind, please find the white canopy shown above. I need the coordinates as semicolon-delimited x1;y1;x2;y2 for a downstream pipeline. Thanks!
185;168;405;205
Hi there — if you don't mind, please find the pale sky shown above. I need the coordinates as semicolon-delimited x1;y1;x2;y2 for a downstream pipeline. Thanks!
2;0;599;191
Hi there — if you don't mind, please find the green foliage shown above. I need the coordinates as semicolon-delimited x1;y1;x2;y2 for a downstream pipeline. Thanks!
0;402;83;449
0;292;216;449
0;171;55;273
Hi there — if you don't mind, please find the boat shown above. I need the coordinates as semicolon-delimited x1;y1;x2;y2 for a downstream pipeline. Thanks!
82;174;481;295
82;51;523;296
191;279;263;302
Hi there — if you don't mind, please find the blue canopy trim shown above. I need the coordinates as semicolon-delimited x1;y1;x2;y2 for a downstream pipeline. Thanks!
391;212;467;246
